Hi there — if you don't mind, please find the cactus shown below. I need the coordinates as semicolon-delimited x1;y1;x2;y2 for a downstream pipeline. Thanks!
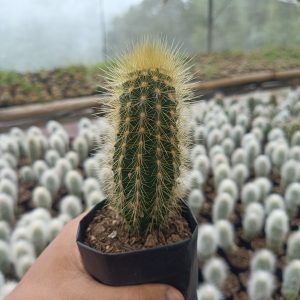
289;146;300;161
65;170;83;196
10;227;30;244
188;169;204;190
207;129;223;149
188;189;204;217
0;178;17;204
217;179;238;202
197;224;218;259
203;257;228;288
0;159;10;171
248;271;274;300
243;203;264;241
72;136;89;163
0;221;10;241
46;120;63;134
32;186;52;209
83;178;101;199
231;125;245;147
19;166;36;184
0;281;17;299
255;177;272;202
0;270;4;291
2;137;20;159
209;146;224;160
244;139;261;167
15;254;34;279
83;158;97;178
31;208;51;222
0;193;14;223
221;124;232;139
222;138;234;157
32;160;48;179
291;131;300;147
213;193;234;222
268;128;285;142
281;160;300;191
215;220;237;253
2;153;17;169
65;151;79;169
196;283;222;300
57;213;71;225
231;163;249;189
193;155;210;180
79;117;93;130
0;240;10;273
281;260;300;300
231;148;247;166
85;190;106;209
272;143;289;169
59;195;83;218
266;209;289;253
0;167;17;184
285;182;300;216
11;240;35;263
48;218;64;241
49;134;66;156
287;231;300;261
237;114;249;129
194;126;206;145
211;153;229;169
241;182;260;207
213;163;230;187
29;219;48;255
27;134;42;162
45;149;60;167
55;158;72;181
40;169;60;197
250;249;276;273
264;194;285;215
254;155;272;177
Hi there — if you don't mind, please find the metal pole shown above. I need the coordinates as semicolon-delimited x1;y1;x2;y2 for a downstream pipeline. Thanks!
100;0;107;61
207;0;213;52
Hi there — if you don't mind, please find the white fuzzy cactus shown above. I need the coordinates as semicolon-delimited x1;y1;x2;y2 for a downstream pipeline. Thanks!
264;194;285;215
272;143;289;169
60;195;83;218
0;193;14;223
222;138;234;157
0;271;4;291
0;159;10;171
231;125;245;147
215;220;237;253
207;129;223;149
0;240;10;273
194;126;206;145
231;163;249;189
0;168;17;184
32;186;52;209
231;148;247;166
33;160;48;179
49;134;66;156
203;257;228;288
265;209;289;253
213;193;234;222
211;153;228;169
243;203;265;241
10;227;30;244
197;224;218;259
72;135;89;162
291;131;300;147
15;254;34;279
83;158;97;178
281;159;300;191
2;153;17;169
248;271;274;300
255;177;272;202
31;208;51;222
250;249;276;273
254;155;272;177
19;166;36;184
213;164;230;187
11;240;35;263
83;178;101;199
244;139;261;167
285;182;300;216
191;145;207;163
188;189;204;217
193;155;210;180
29;219;48;255
289;146;300;161
241;182;260;207
0;221;10;241
85;190;106;209
65;170;83;196
197;283;222;300
48;218;64;241
46;120;63;134
0;178;17;204
65;151;79;169
40;169;60;197
287;231;300;261
188;169;204;190
217;179;238;202
268;128;285;142
79;117;92;130
45;149;60;167
55;158;72;181
27;134;42;162
281;260;300;300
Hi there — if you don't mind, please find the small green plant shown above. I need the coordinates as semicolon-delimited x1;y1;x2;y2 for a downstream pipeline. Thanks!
100;40;192;234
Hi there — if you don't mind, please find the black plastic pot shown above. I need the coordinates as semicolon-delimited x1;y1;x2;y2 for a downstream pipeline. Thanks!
76;200;198;300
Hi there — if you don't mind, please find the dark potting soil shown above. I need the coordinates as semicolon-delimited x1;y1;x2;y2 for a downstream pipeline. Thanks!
84;204;192;253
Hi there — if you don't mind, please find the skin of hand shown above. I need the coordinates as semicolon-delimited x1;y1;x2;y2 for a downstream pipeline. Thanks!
6;213;184;300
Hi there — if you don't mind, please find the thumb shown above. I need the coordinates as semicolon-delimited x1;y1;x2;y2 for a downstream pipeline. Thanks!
84;280;184;300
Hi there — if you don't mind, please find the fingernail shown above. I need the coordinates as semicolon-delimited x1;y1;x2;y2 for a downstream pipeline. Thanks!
166;288;183;300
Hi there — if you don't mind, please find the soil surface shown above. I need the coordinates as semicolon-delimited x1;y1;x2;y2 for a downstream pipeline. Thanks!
85;204;192;253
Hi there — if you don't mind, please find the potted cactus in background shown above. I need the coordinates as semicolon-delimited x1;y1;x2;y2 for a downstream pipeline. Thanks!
76;40;198;299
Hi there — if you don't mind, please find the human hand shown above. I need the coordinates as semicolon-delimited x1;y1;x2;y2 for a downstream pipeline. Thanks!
6;213;184;300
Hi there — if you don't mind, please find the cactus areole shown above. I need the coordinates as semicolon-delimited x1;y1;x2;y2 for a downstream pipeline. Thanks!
76;41;198;300
103;40;192;234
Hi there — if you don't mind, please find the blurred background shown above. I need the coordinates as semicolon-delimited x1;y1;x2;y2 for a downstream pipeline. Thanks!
0;0;300;107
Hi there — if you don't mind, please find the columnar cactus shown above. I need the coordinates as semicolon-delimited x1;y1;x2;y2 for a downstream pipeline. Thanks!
287;231;300;261
217;179;238;202
32;186;52;209
49;134;66;156
214;163;230;187
11;240;35;263
72;136;89;163
203;257;228;288
83;158;97;178
0;221;10;241
0;178;17;203
101;41;192;233
196;283;222;300
27;134;42;162
45;150;60;168
0;167;17;184
188;189;204;217
29;219;48;255
241;182;260;207
231;148;248;166
33;160;48;179
85;190;106;209
215;220;237;253
248;271;274;300
197;224;218;259
40;169;60;197
254;155;272;177
266;209;289;253
281;160;300;191
193;155;210;180
55;158;72;181
250;249;276;273
0;193;14;223
285;182;300;216
0;240;10;273
59;195;83;218
231;163;249;189
281;260;300;300
64;170;83;196
65;151;80;169
213;193;234;222
19;166;36;185
15;254;34;279
83;178;101;199
264;194;285;215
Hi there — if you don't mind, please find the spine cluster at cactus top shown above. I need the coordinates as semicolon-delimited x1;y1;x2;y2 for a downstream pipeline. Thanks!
102;40;192;233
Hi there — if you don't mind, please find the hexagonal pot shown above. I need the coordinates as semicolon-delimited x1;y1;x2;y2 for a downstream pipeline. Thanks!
76;200;198;300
